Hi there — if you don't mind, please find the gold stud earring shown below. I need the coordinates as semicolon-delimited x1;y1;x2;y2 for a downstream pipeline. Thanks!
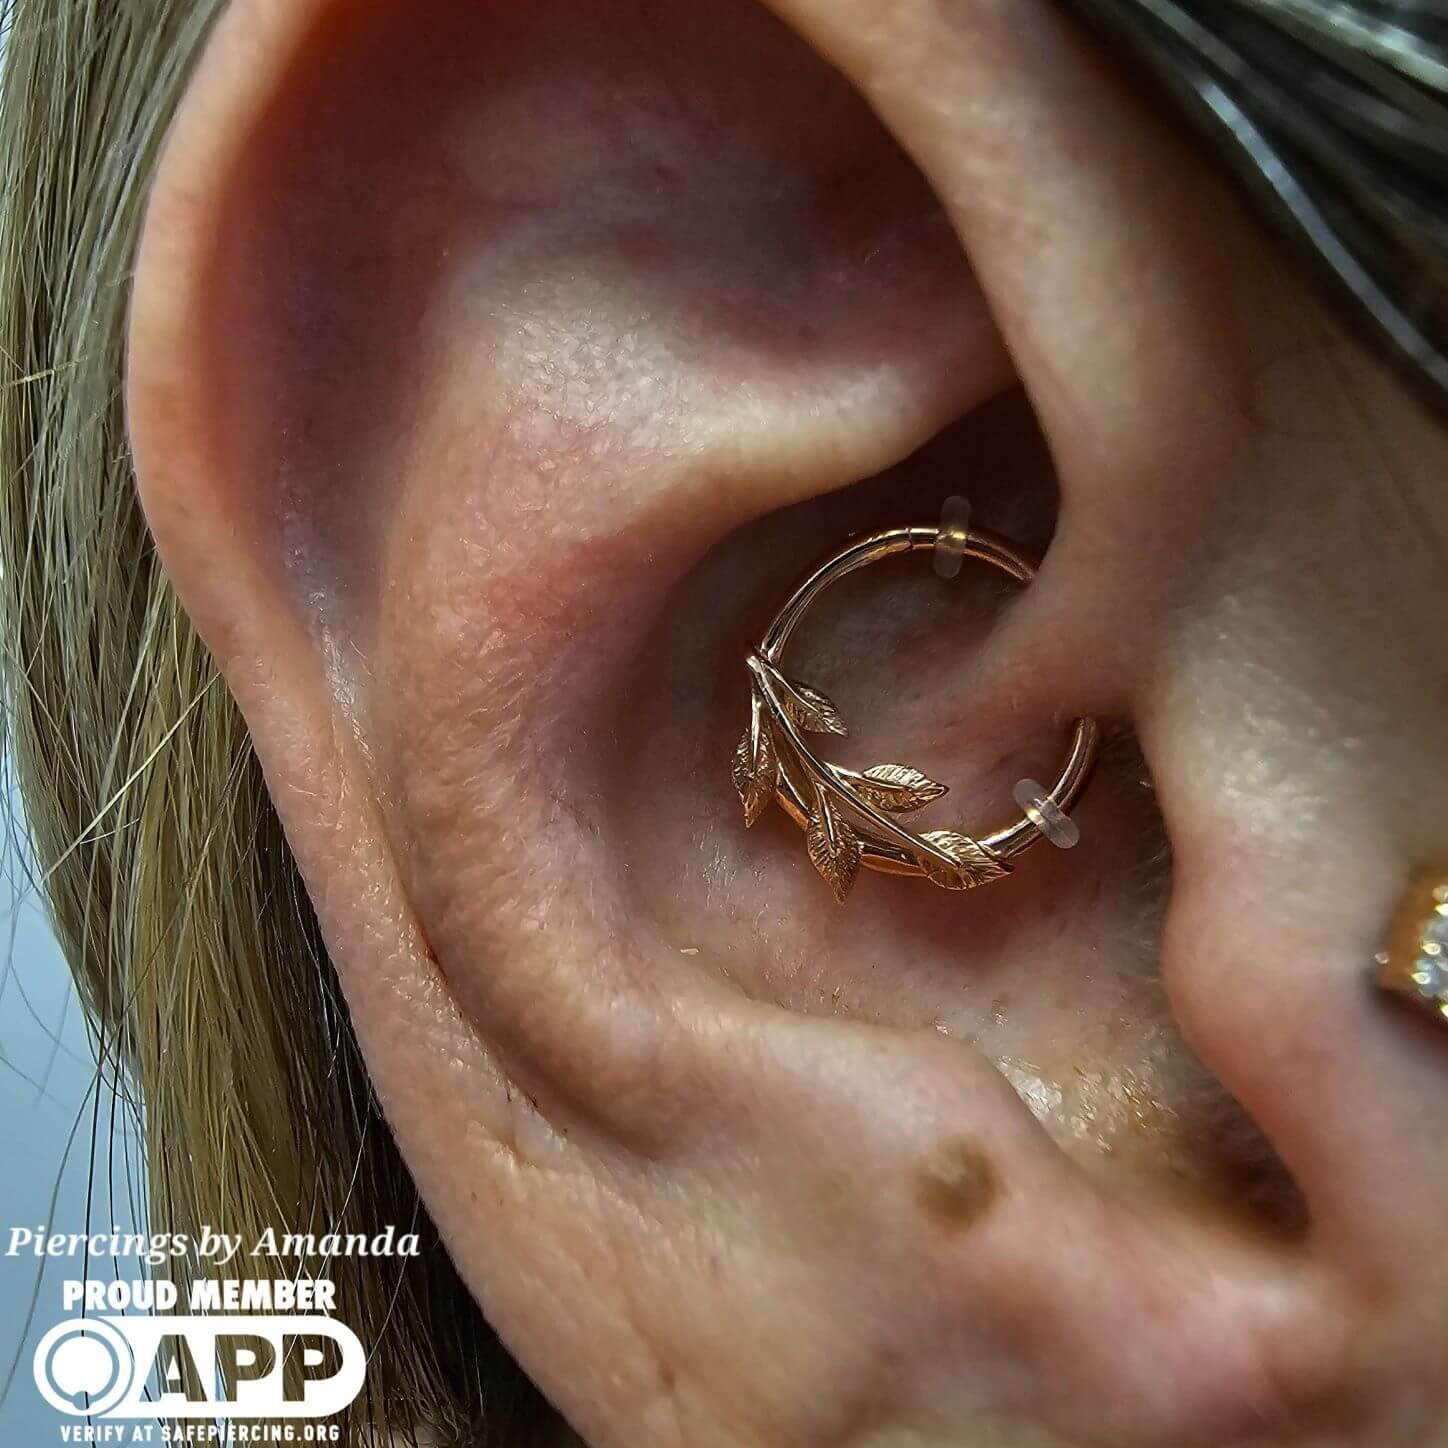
1375;867;1448;1028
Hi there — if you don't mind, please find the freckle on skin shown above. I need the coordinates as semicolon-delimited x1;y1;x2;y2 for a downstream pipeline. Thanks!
915;1140;999;1232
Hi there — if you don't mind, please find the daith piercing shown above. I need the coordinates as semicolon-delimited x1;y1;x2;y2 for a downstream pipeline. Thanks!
732;504;1099;903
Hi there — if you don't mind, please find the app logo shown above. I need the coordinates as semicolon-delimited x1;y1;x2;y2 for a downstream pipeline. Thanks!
34;1315;365;1419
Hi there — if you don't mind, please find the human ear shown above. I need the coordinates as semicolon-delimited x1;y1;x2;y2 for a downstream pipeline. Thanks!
127;1;1448;1444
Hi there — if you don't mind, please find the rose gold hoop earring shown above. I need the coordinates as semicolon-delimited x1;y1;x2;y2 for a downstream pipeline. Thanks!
732;498;1101;903
1375;867;1448;1028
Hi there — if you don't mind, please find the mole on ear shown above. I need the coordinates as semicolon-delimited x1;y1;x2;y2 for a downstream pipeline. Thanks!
914;1139;999;1233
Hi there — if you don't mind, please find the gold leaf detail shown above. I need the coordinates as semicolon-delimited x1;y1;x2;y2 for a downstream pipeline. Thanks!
919;831;1012;891
854;764;948;813
777;675;849;737
807;794;862;903
731;712;777;828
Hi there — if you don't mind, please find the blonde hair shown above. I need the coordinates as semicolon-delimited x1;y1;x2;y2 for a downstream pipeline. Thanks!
0;3;556;1440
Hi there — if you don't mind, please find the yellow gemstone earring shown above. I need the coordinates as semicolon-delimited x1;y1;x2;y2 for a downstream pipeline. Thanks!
1376;867;1448;1028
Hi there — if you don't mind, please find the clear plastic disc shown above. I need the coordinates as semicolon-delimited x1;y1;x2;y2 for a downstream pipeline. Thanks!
1013;777;1081;850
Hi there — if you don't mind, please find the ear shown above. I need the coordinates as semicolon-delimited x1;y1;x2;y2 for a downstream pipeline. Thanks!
127;1;1448;1445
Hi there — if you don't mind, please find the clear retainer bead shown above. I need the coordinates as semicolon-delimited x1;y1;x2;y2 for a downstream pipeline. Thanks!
1013;778;1081;850
933;494;973;580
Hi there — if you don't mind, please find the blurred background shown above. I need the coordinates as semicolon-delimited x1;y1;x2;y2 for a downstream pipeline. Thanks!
0;797;143;1443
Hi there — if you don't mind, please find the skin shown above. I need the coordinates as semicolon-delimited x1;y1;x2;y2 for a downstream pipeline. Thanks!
125;0;1448;1443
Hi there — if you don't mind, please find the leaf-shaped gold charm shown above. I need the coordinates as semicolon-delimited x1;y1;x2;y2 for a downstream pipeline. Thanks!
918;831;1012;891
731;703;778;828
776;674;848;737
853;764;948;813
806;793;862;903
